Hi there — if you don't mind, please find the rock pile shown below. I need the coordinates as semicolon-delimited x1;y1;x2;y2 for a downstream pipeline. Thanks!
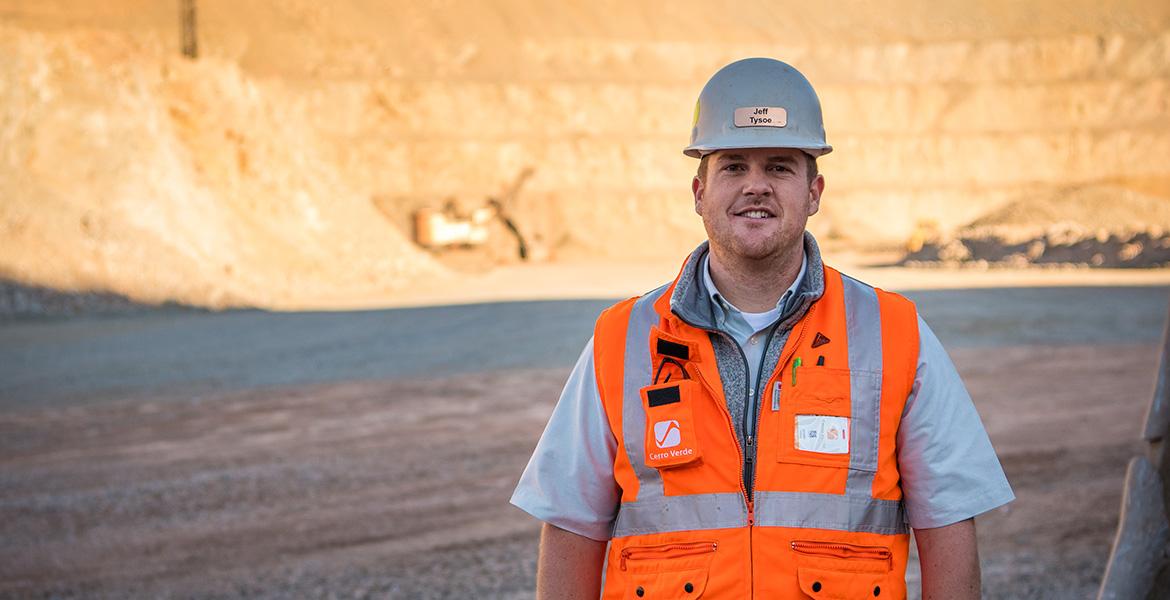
904;227;1170;269
902;188;1170;268
0;280;200;321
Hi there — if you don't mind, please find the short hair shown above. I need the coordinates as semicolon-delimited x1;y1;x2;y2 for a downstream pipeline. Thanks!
697;152;819;183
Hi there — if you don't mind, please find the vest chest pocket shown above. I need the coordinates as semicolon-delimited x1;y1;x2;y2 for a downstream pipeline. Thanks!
774;367;880;472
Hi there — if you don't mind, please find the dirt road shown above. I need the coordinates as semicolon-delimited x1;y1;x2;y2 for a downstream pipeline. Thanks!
2;285;1168;598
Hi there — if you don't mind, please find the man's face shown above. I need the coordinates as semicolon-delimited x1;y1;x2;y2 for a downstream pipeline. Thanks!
692;147;824;262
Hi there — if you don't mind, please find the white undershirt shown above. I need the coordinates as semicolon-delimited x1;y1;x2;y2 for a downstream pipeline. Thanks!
739;306;783;333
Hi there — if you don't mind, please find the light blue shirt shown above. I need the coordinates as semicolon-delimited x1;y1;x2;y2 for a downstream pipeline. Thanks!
701;252;806;395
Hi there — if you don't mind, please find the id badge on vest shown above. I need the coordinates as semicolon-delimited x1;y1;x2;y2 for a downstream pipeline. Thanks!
640;380;703;469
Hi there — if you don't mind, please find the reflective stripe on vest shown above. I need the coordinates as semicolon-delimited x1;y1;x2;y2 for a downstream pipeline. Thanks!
612;272;908;538
756;275;906;535
613;284;751;537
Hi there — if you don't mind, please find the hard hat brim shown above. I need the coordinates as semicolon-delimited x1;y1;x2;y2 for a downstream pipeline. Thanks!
683;142;833;159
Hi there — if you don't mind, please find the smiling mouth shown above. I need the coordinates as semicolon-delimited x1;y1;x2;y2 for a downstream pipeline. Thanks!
735;209;775;219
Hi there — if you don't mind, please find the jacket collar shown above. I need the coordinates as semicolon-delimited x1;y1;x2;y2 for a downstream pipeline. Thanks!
667;231;826;332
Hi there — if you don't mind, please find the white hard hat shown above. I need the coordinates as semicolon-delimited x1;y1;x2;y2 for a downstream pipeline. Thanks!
684;57;832;159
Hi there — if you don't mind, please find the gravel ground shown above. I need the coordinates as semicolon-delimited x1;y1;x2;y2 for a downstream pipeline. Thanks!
0;341;1160;599
1;287;1168;598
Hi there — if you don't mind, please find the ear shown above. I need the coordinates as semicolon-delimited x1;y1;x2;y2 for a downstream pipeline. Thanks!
807;173;825;216
692;176;704;216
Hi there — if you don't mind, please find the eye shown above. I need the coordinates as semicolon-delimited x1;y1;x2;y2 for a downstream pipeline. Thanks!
767;163;793;173
723;163;746;172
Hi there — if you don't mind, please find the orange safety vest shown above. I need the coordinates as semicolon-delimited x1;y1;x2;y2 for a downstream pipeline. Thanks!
592;259;919;599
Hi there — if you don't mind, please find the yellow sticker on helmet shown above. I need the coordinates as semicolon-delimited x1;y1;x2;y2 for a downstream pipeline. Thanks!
692;100;701;127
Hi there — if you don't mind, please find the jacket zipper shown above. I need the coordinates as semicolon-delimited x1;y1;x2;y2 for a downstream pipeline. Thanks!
746;301;816;498
620;541;718;570
676;323;753;500
790;540;892;563
744;324;777;499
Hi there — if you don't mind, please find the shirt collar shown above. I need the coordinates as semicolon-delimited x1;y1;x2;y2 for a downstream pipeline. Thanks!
669;231;826;333
701;251;808;320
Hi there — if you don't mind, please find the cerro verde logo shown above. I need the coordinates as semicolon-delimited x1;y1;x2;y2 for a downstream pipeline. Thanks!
653;420;681;449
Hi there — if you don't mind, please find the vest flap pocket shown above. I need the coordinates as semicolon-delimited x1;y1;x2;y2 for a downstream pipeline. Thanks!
620;540;715;599
793;539;892;599
787;366;851;412
641;380;703;469
796;566;887;599
623;567;709;599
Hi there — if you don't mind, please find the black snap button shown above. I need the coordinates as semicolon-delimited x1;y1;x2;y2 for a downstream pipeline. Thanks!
685;582;694;593
636;586;645;597
812;581;822;592
874;585;881;596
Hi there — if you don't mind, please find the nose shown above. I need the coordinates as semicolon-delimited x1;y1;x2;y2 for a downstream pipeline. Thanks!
742;167;772;198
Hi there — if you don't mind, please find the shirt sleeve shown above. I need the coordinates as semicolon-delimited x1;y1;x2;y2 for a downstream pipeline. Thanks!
510;336;620;541
897;316;1015;529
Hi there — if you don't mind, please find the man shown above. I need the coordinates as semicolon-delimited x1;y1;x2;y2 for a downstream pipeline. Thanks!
511;58;1013;599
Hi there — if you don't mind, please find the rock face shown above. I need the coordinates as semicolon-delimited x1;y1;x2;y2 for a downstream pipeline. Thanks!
0;25;446;309
2;2;1169;307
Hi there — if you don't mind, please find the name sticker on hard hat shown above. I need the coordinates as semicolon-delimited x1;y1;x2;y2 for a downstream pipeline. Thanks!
734;106;788;128
795;414;849;454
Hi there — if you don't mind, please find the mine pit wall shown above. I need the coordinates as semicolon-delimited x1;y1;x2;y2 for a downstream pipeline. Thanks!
2;2;1169;307
313;31;1170;256
0;30;448;309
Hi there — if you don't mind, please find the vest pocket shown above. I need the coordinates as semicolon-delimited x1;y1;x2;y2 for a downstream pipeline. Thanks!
774;367;880;472
641;380;703;469
775;366;852;469
620;541;716;599
791;540;892;599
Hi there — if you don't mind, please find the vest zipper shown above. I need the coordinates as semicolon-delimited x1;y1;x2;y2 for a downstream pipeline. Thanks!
790;540;892;563
619;541;718;570
688;360;755;599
